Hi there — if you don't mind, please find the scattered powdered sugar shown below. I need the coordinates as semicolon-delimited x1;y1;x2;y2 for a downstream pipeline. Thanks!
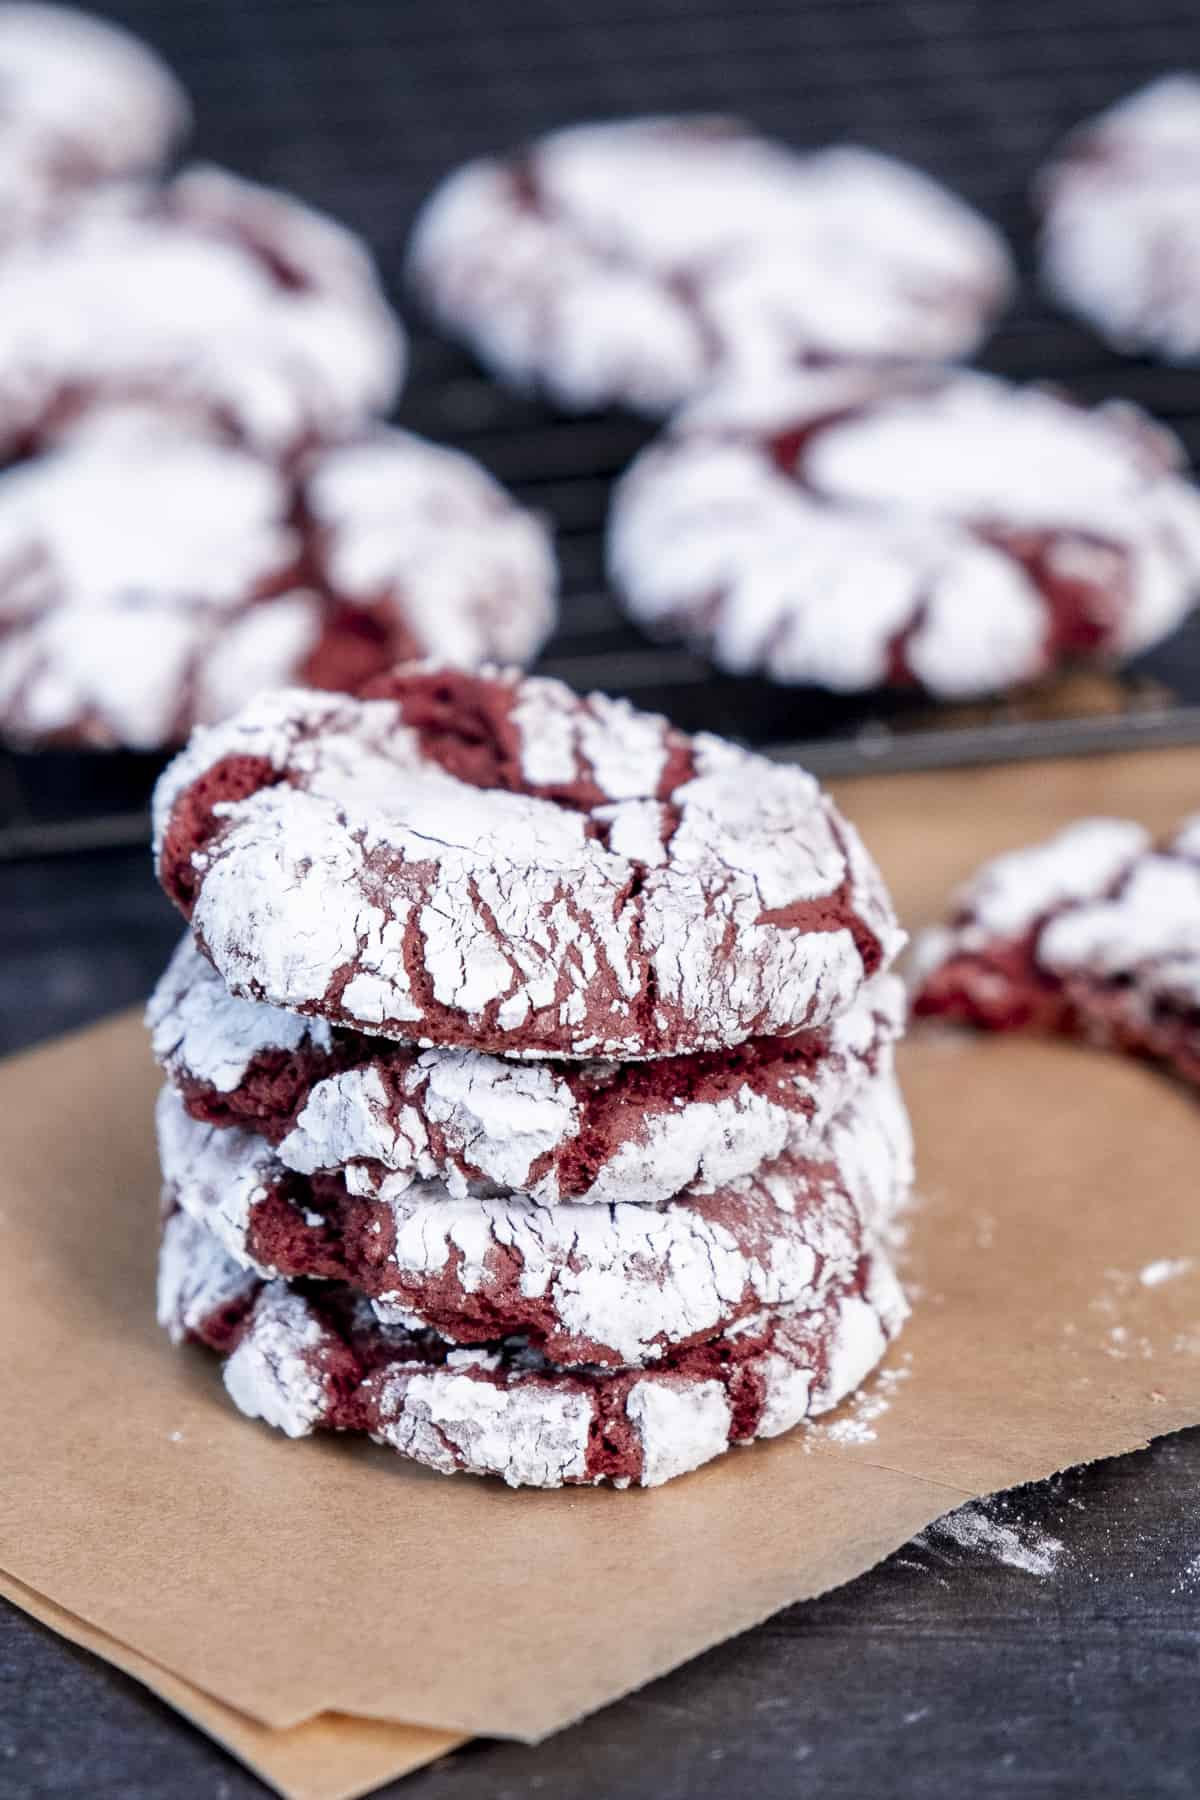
803;1354;911;1448
921;1500;1067;1578
1058;1259;1200;1362
1140;1257;1194;1288
1171;1552;1200;1595
1100;1322;1155;1361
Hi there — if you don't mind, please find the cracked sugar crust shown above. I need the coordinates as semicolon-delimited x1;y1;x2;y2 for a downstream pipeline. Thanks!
912;812;1200;1088
156;1065;912;1369
407;116;1012;417
159;1210;908;1487
157;1206;261;1352
1038;76;1200;364
0;415;555;750
150;934;904;1206
608;364;1200;701
153;665;903;1059
0;162;404;460
0;6;188;247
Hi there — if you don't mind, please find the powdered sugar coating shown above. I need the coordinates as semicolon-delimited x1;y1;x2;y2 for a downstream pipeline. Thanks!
913;811;1200;1086
156;1208;260;1348
1039;76;1200;362
0;6;188;246
156;1065;912;1368
301;430;556;670
932;819;1152;945
148;935;335;1094
150;935;904;1206
162;1214;908;1487
223;1283;335;1438
609;365;1200;699
408;117;1012;416
0;417;553;749
0;163;404;459
153;668;903;1059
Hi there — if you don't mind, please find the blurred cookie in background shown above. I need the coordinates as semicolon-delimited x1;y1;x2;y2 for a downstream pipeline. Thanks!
0;164;405;460
608;365;1200;700
408;116;1013;415
0;413;556;750
912;813;1200;1092
0;4;188;245
1039;75;1200;362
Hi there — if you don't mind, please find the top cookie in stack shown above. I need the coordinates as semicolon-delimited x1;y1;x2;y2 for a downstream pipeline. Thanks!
149;666;913;1488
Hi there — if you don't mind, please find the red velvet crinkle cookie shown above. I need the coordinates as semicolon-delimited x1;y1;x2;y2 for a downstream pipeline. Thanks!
0;6;188;244
608;366;1200;699
158;1208;908;1488
153;667;904;1060
150;935;904;1206
407;116;1013;416
1038;76;1200;363
912;812;1200;1087
0;162;404;459
0;416;555;750
155;1069;911;1370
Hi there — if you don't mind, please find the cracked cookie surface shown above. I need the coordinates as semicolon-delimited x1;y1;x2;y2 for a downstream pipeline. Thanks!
150;935;904;1206
608;365;1200;699
156;1068;912;1369
408;116;1012;416
154;665;903;1059
158;1207;908;1487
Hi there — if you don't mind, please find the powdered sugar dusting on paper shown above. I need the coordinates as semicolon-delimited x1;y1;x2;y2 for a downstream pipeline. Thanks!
1140;1257;1194;1288
1058;1259;1200;1363
804;1355;911;1448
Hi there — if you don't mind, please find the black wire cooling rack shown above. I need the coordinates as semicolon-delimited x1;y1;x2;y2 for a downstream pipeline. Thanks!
4;0;1200;858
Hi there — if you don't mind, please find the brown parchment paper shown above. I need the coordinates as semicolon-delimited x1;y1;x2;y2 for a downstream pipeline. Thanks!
0;1571;457;1800
2;744;1200;1799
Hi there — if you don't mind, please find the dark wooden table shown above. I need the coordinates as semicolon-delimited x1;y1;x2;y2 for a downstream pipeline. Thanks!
2;849;1199;1798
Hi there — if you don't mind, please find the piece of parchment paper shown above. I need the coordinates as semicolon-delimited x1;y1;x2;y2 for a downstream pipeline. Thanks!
2;745;1198;1799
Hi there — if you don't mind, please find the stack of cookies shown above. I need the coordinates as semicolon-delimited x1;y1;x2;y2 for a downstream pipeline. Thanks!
149;666;913;1488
